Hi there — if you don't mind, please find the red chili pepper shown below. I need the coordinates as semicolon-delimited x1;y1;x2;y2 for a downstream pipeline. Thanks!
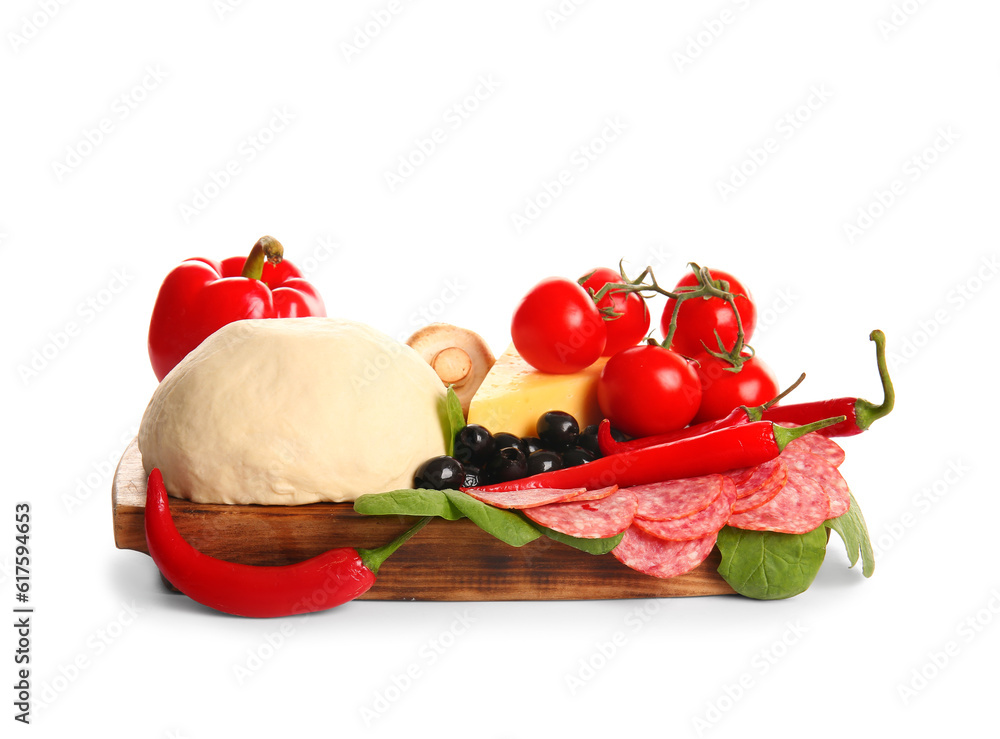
144;469;428;618
760;330;894;437
470;417;843;493
597;405;752;456
597;373;808;455
598;330;893;451
147;236;327;381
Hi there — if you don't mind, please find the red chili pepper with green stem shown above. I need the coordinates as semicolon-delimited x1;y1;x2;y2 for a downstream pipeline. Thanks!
470;416;843;493
597;373;806;455
759;330;894;436
144;469;428;618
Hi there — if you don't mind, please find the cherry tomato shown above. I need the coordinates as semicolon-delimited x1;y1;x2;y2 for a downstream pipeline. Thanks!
597;345;701;437
691;353;779;425
580;267;651;356
660;268;757;357
511;277;606;374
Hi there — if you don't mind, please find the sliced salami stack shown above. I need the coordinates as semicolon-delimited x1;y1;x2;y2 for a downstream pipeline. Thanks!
466;434;849;581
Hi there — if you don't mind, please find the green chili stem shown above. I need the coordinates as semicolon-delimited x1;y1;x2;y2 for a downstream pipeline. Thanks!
357;516;432;576
854;330;895;431
772;416;846;451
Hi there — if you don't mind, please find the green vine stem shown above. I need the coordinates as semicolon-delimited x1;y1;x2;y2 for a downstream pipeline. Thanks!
580;261;752;370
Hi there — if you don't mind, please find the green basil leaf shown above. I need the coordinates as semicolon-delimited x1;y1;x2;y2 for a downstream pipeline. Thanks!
353;489;465;520
825;492;875;578
716;526;828;600
438;386;465;457
536;524;625;555
442;490;541;547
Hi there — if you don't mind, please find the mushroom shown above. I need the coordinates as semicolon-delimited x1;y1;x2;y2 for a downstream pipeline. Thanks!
406;323;496;417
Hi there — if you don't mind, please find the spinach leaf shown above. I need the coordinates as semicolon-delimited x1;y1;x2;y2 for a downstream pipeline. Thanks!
716;526;828;600
536;524;625;555
438;386;465;456
825;492;875;577
442;490;542;547
353;489;465;520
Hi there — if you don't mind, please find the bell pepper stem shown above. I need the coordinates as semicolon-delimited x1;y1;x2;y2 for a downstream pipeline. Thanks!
357;516;432;576
854;329;894;431
772;415;846;451
241;236;284;280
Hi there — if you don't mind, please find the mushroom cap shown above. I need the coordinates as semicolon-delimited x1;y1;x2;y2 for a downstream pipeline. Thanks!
406;323;496;417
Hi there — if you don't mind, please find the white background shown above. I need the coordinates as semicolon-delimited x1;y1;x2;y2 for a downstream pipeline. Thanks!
4;0;999;736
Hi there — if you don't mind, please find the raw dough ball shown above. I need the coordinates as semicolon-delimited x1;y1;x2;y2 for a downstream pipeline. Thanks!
138;317;447;505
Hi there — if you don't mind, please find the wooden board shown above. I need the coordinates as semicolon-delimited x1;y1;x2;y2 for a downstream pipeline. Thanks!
112;438;735;601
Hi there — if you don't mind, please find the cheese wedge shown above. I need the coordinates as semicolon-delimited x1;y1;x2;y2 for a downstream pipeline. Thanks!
466;344;608;437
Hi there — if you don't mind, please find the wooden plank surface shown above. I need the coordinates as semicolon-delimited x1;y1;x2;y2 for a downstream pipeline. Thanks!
113;438;735;601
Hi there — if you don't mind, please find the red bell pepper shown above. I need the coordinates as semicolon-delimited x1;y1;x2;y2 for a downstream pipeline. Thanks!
147;236;326;381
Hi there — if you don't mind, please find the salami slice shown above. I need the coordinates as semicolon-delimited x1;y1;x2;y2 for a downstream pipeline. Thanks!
782;448;850;518
569;485;619;503
727;470;830;534
629;475;724;522
523;487;637;539
777;423;846;467
463;486;587;509
612;526;717;578
727;458;784;500
634;478;736;541
730;459;788;515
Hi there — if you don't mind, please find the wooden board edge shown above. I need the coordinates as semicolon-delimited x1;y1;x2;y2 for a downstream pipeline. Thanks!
112;438;736;601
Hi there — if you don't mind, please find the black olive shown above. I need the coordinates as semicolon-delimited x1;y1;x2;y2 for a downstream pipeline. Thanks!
562;447;595;467
577;424;601;457
413;456;465;490
527;449;563;476
521;436;545;455
483;447;528;482
454;424;495;465
537;411;579;450
492;432;527;456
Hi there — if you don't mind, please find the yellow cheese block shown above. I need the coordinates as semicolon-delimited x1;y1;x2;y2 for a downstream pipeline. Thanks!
466;344;608;438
